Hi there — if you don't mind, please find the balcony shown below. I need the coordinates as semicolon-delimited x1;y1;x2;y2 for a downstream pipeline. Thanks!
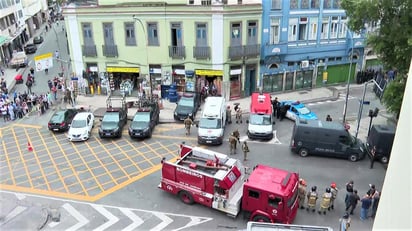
243;44;260;58
228;45;244;60
193;46;210;59
82;44;97;57
102;44;118;57
169;46;186;59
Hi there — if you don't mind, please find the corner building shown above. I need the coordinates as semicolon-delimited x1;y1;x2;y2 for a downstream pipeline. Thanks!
64;0;262;100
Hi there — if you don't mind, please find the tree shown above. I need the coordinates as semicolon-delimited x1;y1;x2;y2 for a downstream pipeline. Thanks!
341;0;412;117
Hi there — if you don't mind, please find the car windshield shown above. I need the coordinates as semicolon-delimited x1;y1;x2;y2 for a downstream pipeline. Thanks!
199;118;221;129
133;112;150;122
71;119;86;128
51;112;64;122
249;114;272;125
178;98;194;107
103;112;119;122
297;107;311;115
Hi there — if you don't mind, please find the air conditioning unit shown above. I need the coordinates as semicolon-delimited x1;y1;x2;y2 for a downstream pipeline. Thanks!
301;60;309;68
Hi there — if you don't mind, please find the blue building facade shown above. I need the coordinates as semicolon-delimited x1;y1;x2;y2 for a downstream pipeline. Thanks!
260;0;365;93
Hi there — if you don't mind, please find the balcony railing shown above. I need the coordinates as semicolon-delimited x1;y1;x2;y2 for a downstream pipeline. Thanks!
169;46;186;58
102;44;118;57
228;45;244;60
82;44;97;57
193;46;210;59
243;44;260;57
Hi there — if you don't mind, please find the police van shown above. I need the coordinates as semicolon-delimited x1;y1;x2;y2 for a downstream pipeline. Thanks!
290;119;365;161
247;92;274;140
197;96;226;145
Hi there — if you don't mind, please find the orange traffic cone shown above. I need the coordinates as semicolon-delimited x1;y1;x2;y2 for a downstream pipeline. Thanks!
27;142;33;152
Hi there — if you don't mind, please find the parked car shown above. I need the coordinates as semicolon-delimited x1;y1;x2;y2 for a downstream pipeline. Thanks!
68;112;94;142
129;101;160;139
98;107;128;138
24;43;37;54
173;93;200;121
48;109;78;132
33;36;44;44
279;100;318;121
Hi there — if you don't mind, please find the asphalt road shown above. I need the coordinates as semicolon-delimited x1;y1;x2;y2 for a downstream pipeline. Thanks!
0;23;386;230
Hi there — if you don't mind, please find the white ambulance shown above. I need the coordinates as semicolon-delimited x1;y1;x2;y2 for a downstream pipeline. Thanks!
197;96;226;145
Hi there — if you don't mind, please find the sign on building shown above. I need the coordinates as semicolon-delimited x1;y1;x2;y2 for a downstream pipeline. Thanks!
34;53;53;71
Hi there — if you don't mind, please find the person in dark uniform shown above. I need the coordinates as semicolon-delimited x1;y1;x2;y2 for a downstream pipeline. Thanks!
370;146;377;169
326;114;333;121
271;97;279;118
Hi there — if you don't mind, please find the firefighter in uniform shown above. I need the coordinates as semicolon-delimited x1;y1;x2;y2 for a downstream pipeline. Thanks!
226;106;232;124
318;187;332;215
229;133;238;155
242;141;250;161
233;129;240;142
298;179;307;209
330;182;338;210
183;116;193;135
306;186;318;212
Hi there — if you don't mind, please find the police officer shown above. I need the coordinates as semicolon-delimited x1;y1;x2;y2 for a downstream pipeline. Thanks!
318;187;332;215
235;106;242;123
370;146;377;169
183;116;193;135
306;186;318;212
228;133;238;155
271;97;279;118
233;129;240;142
226;105;232;124
242;141;249;161
298;179;307;209
330;182;338;210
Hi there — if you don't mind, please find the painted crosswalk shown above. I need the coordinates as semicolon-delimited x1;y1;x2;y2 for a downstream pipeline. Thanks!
0;191;212;231
306;94;356;106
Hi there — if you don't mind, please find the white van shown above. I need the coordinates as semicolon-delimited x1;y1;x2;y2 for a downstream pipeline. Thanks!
197;97;226;145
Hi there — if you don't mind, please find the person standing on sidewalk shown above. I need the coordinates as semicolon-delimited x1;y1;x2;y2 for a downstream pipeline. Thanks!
360;193;372;220
242;141;249;161
370;146;377;169
330;182;338;210
339;213;351;231
370;189;380;218
298;179;307;209
347;189;360;215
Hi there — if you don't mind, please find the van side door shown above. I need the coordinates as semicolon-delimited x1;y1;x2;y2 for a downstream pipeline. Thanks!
338;135;351;156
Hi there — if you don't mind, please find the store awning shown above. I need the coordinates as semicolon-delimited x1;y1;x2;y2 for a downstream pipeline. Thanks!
0;36;10;46
106;66;140;73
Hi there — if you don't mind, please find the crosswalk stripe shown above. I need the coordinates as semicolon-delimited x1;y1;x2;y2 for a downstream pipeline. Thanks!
119;208;144;231
92;205;119;231
62;203;89;231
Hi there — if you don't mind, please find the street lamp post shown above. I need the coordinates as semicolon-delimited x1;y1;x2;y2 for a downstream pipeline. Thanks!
342;28;354;124
132;15;152;98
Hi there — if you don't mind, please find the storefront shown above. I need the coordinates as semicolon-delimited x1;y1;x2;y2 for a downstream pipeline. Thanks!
195;69;223;97
262;73;283;93
229;67;241;100
106;66;140;96
185;70;195;92
149;65;162;93
172;65;185;93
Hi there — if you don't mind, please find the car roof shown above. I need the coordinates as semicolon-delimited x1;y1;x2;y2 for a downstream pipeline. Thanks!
73;112;92;120
282;100;306;108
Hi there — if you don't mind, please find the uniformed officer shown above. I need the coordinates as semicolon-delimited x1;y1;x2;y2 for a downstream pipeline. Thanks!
306;186;318;212
183;116;193;135
242;141;250;161
318;187;332;215
226;105;232;124
370;146;377;169
233;129;240;142
228;133;238;155
330;182;338;210
298;179;307;209
235;106;242;123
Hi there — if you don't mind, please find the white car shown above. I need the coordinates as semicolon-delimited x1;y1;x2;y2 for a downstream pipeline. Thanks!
68;112;94;141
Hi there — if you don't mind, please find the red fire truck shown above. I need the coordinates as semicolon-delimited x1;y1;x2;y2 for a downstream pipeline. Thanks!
159;144;299;223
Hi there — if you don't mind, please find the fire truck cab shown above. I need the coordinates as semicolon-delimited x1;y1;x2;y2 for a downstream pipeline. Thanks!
159;145;299;224
247;93;274;140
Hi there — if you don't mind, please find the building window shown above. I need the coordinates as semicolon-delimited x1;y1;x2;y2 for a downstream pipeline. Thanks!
189;0;194;4
247;21;257;45
16;0;20;4
288;18;298;41
301;0;309;8
271;0;281;9
148;22;159;46
323;0;331;9
321;17;329;39
18;10;23;18
103;23;114;45
270;17;280;44
201;0;211;5
330;16;338;38
298;17;308;40
171;23;182;47
82;23;94;44
196;23;207;46
290;0;298;9
124;22;136;46
339;20;347;38
333;0;341;8
311;0;320;8
237;0;242;4
308;17;318;40
231;23;242;46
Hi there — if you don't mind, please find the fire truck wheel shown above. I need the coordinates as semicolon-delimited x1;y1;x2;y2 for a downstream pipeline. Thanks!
252;215;270;223
178;191;194;204
298;148;309;157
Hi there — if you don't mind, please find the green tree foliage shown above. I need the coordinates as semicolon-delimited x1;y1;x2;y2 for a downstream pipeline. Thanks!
341;0;411;116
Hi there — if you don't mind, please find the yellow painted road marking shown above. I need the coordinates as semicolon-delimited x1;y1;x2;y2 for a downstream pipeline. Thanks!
109;140;143;173
94;138;129;179
11;127;33;188
151;134;197;141
123;139;155;167
29;129;52;191
50;133;89;195
2;139;16;185
12;124;42;129
84;141;118;186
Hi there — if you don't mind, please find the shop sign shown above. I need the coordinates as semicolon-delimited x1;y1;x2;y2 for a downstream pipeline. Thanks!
185;70;195;78
230;69;241;75
107;66;139;73
195;69;223;76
